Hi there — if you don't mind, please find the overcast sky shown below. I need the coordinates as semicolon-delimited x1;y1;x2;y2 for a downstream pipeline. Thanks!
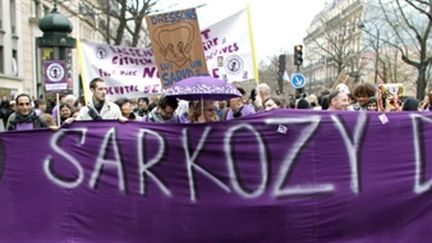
154;0;328;62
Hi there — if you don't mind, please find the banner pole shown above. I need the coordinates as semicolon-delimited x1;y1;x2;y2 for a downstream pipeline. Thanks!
77;39;90;104
247;4;259;85
201;96;204;119
56;93;61;126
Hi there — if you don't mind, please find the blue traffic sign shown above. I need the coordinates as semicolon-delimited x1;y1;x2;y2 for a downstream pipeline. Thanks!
291;73;305;89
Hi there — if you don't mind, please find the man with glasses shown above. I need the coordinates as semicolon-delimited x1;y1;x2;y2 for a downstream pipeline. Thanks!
143;96;180;123
6;93;48;131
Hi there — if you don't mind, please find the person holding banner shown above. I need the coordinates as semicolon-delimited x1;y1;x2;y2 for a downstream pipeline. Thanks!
256;83;271;111
225;88;255;120
74;78;125;121
6;93;48;131
327;91;350;111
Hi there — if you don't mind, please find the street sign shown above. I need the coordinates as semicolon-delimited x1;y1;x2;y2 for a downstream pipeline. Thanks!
291;72;305;89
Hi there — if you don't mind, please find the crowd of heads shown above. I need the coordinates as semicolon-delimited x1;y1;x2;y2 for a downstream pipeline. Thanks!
2;77;432;132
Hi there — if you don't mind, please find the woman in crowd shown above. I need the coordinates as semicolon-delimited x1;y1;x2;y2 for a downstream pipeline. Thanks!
263;96;283;111
188;100;218;123
115;98;141;121
59;103;73;125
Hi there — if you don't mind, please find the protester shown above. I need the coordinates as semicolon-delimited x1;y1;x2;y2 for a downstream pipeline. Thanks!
176;99;189;123
366;97;378;111
402;97;420;111
296;98;310;109
327;91;349;111
307;94;320;110
74;78;125;121
64;94;77;108
148;95;160;112
115;97;141;121
40;113;57;128
420;90;432;111
318;90;330;110
143;95;180;123
263;96;283;111
6;93;48;131
248;88;260;111
215;100;227;121
71;108;80;119
136;97;150;116
225;88;256;120
256;83;271;110
188;100;218;123
34;98;47;116
59;103;73;125
352;83;376;111
0;98;15;129
51;93;67;120
386;96;402;112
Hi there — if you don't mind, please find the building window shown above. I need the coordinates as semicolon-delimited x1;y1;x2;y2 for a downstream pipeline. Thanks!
0;46;4;73
0;2;2;30
12;49;18;76
10;0;16;34
32;0;41;18
43;5;50;16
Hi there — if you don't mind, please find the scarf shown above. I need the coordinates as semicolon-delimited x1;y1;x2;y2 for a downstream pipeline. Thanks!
13;111;37;123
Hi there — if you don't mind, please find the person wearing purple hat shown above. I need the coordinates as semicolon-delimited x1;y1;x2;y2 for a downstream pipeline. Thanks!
224;87;255;120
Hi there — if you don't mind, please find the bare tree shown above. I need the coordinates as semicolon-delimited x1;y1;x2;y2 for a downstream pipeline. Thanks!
306;14;363;81
95;0;157;47
258;57;280;92
361;23;414;85
378;0;432;99
258;53;298;96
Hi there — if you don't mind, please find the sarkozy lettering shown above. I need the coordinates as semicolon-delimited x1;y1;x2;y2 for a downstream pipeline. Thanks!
39;113;432;202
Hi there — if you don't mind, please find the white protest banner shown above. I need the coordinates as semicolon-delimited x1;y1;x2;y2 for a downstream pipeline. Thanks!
78;40;162;101
79;6;257;101
201;6;257;83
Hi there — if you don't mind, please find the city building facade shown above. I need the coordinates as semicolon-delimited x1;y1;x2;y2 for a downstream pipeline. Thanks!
303;0;417;95
0;0;122;100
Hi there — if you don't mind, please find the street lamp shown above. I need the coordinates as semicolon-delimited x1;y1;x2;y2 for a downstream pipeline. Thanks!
36;0;76;99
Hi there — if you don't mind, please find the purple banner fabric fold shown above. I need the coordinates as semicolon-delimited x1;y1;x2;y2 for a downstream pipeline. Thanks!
1;110;432;242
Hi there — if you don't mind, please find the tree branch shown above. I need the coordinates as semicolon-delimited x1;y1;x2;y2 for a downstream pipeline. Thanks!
405;0;432;21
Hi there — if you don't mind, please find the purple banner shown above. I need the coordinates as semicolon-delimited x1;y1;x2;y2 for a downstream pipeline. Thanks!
1;110;432;242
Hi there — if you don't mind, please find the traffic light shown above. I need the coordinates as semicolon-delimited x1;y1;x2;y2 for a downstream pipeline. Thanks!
294;45;303;66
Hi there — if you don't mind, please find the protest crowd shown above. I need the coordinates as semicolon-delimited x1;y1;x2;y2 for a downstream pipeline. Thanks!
1;77;432;132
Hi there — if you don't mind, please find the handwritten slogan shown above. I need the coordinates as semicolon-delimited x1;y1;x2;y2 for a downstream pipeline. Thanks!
80;7;255;101
201;8;255;82
80;41;162;101
146;8;209;88
1;111;432;242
